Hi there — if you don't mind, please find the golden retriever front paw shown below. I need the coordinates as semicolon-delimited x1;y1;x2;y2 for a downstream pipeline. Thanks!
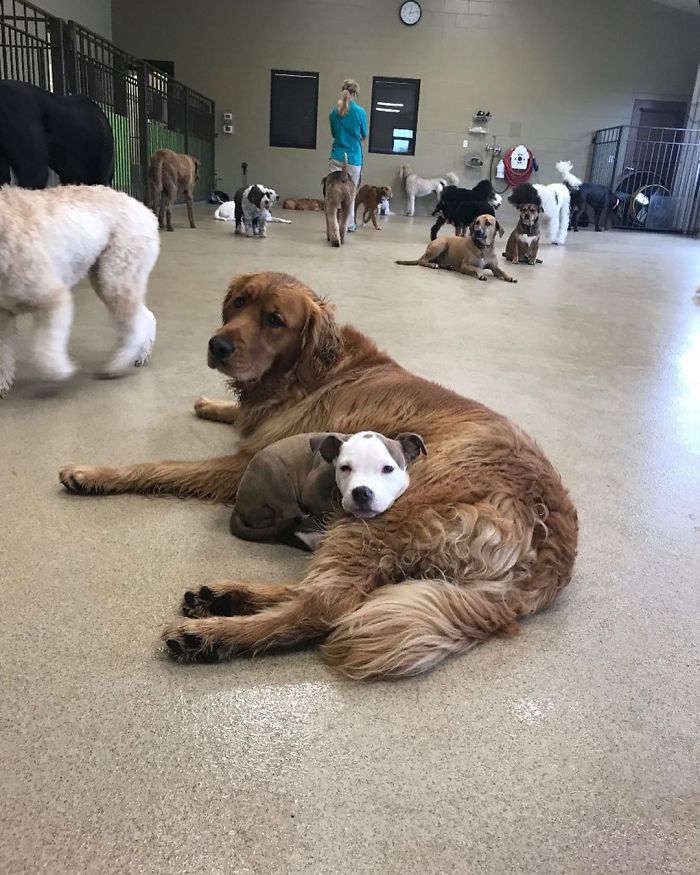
59;466;102;495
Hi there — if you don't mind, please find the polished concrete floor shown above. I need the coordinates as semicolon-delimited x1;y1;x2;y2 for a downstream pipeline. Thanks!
1;204;699;875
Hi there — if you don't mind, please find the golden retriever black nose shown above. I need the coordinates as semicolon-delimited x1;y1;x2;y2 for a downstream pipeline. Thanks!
208;336;235;360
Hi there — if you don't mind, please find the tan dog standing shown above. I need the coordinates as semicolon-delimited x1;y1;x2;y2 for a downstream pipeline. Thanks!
322;157;356;247
354;184;393;230
504;203;543;265
396;214;516;282
149;148;200;231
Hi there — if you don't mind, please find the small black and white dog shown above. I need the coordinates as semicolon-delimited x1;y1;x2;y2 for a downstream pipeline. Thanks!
557;161;620;232
233;184;279;237
430;179;502;239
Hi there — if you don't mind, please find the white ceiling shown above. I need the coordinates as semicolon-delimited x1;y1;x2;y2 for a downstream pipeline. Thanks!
649;0;700;15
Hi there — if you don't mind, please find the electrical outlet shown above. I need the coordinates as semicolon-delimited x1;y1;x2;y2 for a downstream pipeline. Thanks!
462;139;469;149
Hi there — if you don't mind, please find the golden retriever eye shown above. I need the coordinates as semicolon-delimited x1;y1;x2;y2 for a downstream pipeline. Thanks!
265;312;285;329
232;296;246;309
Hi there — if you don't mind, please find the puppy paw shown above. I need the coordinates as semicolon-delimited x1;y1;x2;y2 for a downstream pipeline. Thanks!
477;274;488;281
59;466;101;495
193;396;213;417
507;276;518;283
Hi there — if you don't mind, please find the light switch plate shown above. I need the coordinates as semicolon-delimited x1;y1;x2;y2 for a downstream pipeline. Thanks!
462;138;469;148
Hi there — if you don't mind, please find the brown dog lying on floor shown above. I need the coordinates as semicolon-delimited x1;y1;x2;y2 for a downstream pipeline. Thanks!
282;198;325;211
504;202;543;265
354;184;393;230
229;430;425;551
59;271;577;679
396;214;516;282
149;148;200;231
322;158;356;247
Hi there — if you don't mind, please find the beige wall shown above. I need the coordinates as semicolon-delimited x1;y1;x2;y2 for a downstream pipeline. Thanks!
112;0;700;211
40;0;112;38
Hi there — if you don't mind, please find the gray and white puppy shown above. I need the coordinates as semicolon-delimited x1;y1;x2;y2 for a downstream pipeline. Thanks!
230;430;427;550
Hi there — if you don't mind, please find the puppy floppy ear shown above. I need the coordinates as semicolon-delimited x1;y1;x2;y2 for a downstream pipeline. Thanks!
496;221;504;238
317;434;345;465
296;297;343;388
468;219;477;236
395;433;427;465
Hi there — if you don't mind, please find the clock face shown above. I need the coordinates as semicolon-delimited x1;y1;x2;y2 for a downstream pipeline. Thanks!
399;1;422;26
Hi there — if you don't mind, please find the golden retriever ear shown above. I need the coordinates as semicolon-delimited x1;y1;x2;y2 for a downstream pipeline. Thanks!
221;274;253;321
468;219;477;236
296;298;343;387
496;221;504;238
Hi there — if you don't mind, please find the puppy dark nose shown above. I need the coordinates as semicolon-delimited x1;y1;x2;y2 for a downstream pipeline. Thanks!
352;486;374;507
208;336;235;360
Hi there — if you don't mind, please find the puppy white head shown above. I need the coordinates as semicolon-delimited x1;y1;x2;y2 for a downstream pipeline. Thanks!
490;192;503;208
317;431;426;519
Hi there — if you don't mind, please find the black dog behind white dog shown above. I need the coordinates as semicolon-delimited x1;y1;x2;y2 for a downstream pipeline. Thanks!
557;161;620;232
430;179;502;239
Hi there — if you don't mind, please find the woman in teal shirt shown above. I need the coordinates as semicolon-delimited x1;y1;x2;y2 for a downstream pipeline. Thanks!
329;78;367;230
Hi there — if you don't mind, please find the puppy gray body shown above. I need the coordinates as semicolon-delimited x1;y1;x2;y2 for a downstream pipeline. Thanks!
230;433;344;542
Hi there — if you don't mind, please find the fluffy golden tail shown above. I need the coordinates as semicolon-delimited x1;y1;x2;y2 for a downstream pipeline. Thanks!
320;579;520;680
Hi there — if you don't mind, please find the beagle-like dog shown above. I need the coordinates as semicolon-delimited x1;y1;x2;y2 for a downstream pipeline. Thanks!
396;214;516;283
504;202;543;265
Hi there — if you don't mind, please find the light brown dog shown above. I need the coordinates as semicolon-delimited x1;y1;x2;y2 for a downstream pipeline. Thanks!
396;214;516;282
322;159;356;247
149;148;200;231
354;184;392;230
282;198;325;211
504;203;543;265
60;271;577;680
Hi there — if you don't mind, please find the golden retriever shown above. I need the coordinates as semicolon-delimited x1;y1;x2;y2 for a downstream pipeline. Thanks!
59;272;578;679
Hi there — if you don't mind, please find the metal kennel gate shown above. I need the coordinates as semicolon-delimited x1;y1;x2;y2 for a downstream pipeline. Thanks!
0;0;216;204
589;124;700;235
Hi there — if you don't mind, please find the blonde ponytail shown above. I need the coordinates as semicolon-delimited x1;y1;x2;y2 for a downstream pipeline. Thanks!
337;78;359;117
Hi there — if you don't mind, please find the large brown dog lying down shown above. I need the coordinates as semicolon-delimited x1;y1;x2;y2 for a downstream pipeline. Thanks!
149;148;200;231
282;198;325;211
59;272;578;679
397;214;516;283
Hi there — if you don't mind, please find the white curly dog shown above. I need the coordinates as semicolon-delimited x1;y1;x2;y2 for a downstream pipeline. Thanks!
400;166;459;217
0;185;159;397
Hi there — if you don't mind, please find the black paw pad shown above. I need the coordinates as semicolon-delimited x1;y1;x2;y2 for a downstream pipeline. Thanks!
209;593;234;616
184;591;196;608
184;633;202;650
166;638;183;656
199;586;215;602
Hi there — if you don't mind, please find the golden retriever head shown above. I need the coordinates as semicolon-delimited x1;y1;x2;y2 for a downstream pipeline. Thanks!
468;214;503;248
377;185;393;200
208;272;342;391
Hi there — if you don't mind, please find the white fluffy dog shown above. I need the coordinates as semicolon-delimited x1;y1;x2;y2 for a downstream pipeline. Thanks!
400;166;459;217
0;185;159;397
533;164;574;246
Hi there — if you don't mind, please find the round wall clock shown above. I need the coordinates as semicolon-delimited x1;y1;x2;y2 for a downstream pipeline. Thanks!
399;1;422;26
